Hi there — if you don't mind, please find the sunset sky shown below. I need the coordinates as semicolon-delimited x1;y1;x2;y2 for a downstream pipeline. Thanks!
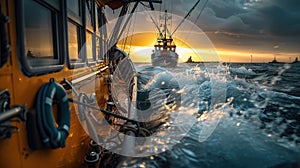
105;0;300;63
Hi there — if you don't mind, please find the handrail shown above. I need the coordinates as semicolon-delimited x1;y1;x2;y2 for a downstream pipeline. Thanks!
0;106;26;123
71;66;108;85
61;66;108;96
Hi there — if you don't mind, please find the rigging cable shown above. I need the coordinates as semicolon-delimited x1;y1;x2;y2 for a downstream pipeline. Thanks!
171;0;201;36
69;98;138;124
115;2;139;48
142;3;163;36
108;2;131;47
121;8;134;51
128;10;137;56
194;0;209;25
121;3;132;50
176;0;209;48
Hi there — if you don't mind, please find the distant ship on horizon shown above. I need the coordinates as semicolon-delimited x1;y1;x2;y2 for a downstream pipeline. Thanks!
269;56;282;64
292;57;299;64
269;56;299;64
185;56;194;63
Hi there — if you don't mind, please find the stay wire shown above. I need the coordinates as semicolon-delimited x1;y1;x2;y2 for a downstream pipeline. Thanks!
176;0;209;49
69;98;138;123
121;3;134;50
128;10;137;55
121;10;133;51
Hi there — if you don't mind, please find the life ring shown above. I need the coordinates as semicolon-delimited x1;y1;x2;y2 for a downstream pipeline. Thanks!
36;80;70;149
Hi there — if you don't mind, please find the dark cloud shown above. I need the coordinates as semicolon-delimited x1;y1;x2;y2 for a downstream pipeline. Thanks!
203;0;300;37
176;0;300;53
106;0;300;37
257;3;300;36
207;0;246;18
105;0;300;54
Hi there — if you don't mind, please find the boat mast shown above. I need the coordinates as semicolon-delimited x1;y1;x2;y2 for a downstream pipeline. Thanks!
164;10;167;39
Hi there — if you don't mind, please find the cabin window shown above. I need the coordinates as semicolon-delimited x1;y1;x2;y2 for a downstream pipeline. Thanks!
85;0;97;64
66;0;106;66
67;0;79;15
67;20;85;64
94;5;102;61
67;0;85;67
67;0;81;22
95;5;99;33
67;22;81;61
85;0;94;29
86;32;94;60
16;0;64;76
96;6;107;61
95;36;101;60
24;0;57;67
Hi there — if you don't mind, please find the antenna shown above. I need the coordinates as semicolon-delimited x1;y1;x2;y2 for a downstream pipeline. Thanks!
164;10;167;39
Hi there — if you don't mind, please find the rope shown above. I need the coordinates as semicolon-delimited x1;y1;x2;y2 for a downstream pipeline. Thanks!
171;0;201;36
142;4;163;36
128;11;137;55
194;0;209;24
176;0;209;49
115;2;139;47
69;98;138;123
121;10;133;51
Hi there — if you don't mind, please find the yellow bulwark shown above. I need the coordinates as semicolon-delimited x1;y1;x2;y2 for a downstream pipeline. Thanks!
0;0;114;167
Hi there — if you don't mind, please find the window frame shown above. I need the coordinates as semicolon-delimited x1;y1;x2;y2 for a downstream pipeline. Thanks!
96;5;108;62
65;0;107;69
86;30;96;66
85;0;97;65
16;0;65;77
66;0;101;68
66;0;86;69
66;19;86;68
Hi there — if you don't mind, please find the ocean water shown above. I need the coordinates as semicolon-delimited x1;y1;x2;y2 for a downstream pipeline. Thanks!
115;62;300;168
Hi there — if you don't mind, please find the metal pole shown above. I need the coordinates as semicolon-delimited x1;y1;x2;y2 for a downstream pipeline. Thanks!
0;106;26;123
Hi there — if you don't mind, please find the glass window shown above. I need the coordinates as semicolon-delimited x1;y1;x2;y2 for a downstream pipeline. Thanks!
85;0;93;28
95;5;99;32
24;0;58;67
96;36;100;59
86;32;93;60
67;0;80;16
68;22;80;61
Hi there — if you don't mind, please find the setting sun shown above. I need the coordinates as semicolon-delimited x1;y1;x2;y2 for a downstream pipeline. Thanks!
118;32;299;63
